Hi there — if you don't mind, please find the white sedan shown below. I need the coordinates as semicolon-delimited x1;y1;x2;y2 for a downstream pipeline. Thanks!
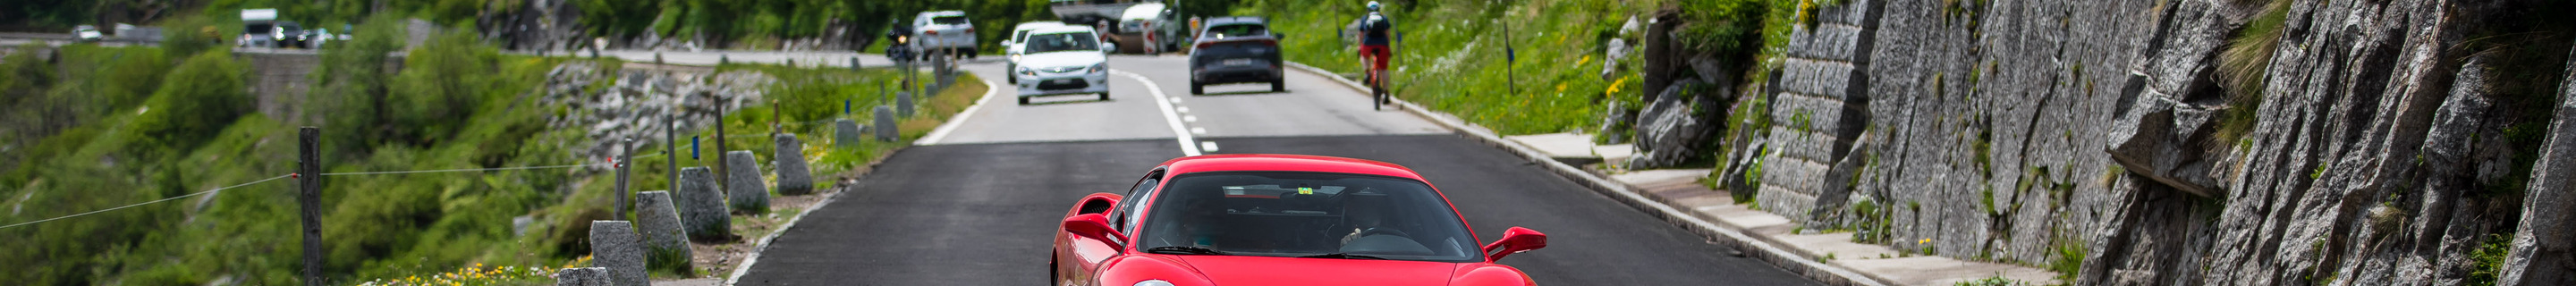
1013;26;1113;105
1006;21;1069;84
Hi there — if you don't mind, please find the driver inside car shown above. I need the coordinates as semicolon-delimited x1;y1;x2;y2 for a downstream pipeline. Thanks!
1339;193;1409;246
1171;198;1225;248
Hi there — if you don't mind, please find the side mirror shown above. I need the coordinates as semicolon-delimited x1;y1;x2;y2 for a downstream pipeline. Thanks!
1480;227;1546;262
1063;213;1127;249
1274;32;1286;40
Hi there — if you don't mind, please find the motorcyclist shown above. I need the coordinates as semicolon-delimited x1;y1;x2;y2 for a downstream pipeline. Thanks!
886;21;915;62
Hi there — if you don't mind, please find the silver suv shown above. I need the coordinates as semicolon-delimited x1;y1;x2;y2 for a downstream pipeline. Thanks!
910;11;979;60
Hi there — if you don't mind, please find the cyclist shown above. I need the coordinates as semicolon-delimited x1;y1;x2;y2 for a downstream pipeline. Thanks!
1358;1;1397;107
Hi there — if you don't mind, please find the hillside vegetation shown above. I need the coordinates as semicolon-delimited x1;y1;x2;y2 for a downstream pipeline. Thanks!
1238;0;1791;136
0;17;941;285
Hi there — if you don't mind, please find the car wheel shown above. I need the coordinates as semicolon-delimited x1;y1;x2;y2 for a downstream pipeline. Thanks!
1098;91;1110;101
1018;97;1030;105
1191;80;1205;95
1272;79;1287;93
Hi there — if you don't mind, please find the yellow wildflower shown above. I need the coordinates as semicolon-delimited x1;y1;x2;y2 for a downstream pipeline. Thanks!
1919;238;1932;244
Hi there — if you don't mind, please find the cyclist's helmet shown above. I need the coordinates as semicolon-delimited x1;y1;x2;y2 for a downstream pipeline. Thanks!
1368;1;1382;12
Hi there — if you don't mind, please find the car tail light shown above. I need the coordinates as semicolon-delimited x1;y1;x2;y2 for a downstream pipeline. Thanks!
928;30;939;36
1197;42;1215;50
967;28;975;34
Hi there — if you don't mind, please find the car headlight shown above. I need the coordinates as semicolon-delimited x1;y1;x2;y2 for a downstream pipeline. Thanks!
1010;54;1021;63
1089;63;1108;73
1134;280;1175;286
1020;67;1038;77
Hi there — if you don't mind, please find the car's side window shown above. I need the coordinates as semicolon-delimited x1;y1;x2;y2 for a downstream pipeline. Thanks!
1112;172;1162;233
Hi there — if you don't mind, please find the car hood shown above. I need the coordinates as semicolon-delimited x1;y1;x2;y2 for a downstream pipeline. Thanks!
1018;52;1106;71
1171;256;1455;285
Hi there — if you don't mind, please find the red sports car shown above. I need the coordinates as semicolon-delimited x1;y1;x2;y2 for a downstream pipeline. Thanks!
1052;154;1549;286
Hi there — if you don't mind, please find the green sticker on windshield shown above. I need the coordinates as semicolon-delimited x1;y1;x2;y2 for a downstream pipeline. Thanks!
1298;187;1314;195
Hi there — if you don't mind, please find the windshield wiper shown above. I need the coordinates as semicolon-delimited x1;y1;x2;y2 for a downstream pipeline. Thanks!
1146;246;1232;256
1294;252;1389;260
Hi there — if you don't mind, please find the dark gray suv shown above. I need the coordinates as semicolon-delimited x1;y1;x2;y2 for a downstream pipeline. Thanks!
1186;17;1285;95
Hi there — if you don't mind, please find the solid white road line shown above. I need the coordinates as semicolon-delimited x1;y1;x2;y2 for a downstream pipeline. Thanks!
1112;70;1202;156
912;78;1004;146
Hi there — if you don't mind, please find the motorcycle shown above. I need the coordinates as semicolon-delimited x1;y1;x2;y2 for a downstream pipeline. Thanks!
886;24;916;65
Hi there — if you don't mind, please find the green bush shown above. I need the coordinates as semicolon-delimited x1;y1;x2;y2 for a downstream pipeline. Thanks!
132;49;253;156
159;15;228;58
1676;0;1773;57
387;29;500;145
315;16;410;152
1;44;53;101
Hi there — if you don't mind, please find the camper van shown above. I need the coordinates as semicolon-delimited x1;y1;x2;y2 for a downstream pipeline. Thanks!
240;9;278;47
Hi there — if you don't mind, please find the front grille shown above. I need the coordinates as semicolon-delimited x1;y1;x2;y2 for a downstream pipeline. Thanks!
1037;80;1089;90
1041;66;1085;73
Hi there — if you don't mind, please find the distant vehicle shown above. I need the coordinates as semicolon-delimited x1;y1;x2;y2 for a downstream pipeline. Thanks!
1049;154;1551;286
72;25;104;42
1007;21;1070;84
1013;26;1111;105
1049;0;1157;29
272;21;309;48
1111;3;1184;54
309;28;332;49
909;11;979;60
240;9;278;47
1187;17;1285;95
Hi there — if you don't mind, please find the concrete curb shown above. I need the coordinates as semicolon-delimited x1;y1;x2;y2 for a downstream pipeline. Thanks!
1283;61;1890;286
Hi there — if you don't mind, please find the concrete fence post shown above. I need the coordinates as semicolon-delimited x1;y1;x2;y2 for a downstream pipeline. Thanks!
589;221;646;286
875;105;898;142
897;91;915;117
775;134;815;196
724;150;769;214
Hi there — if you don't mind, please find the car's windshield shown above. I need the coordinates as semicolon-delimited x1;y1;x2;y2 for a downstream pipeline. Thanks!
1205;24;1267;38
932;16;970;25
1024;31;1099;54
1138;172;1482;263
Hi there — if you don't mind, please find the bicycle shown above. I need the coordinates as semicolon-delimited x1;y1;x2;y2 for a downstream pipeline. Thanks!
1368;57;1388;111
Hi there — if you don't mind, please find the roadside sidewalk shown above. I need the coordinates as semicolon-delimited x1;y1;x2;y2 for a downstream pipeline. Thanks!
1284;62;2056;286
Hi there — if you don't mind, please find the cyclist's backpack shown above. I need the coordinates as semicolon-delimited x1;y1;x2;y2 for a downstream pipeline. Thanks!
1363;14;1392;39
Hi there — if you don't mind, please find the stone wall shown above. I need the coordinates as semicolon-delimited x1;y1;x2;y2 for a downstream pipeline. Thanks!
1752;0;1881;224
1741;0;2576;284
242;52;406;126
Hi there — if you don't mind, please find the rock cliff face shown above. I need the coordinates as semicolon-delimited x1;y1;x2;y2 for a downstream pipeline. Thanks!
1735;0;2576;284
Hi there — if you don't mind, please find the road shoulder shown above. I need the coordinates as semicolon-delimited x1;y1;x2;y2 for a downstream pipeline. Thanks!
1282;61;2062;286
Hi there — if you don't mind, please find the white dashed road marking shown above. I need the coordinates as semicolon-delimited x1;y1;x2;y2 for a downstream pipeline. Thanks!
1111;70;1202;156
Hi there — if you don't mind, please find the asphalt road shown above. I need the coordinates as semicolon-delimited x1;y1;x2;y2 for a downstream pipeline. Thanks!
731;54;1823;285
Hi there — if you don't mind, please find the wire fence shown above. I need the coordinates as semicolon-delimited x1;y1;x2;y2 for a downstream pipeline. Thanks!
0;173;294;230
3;159;629;231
